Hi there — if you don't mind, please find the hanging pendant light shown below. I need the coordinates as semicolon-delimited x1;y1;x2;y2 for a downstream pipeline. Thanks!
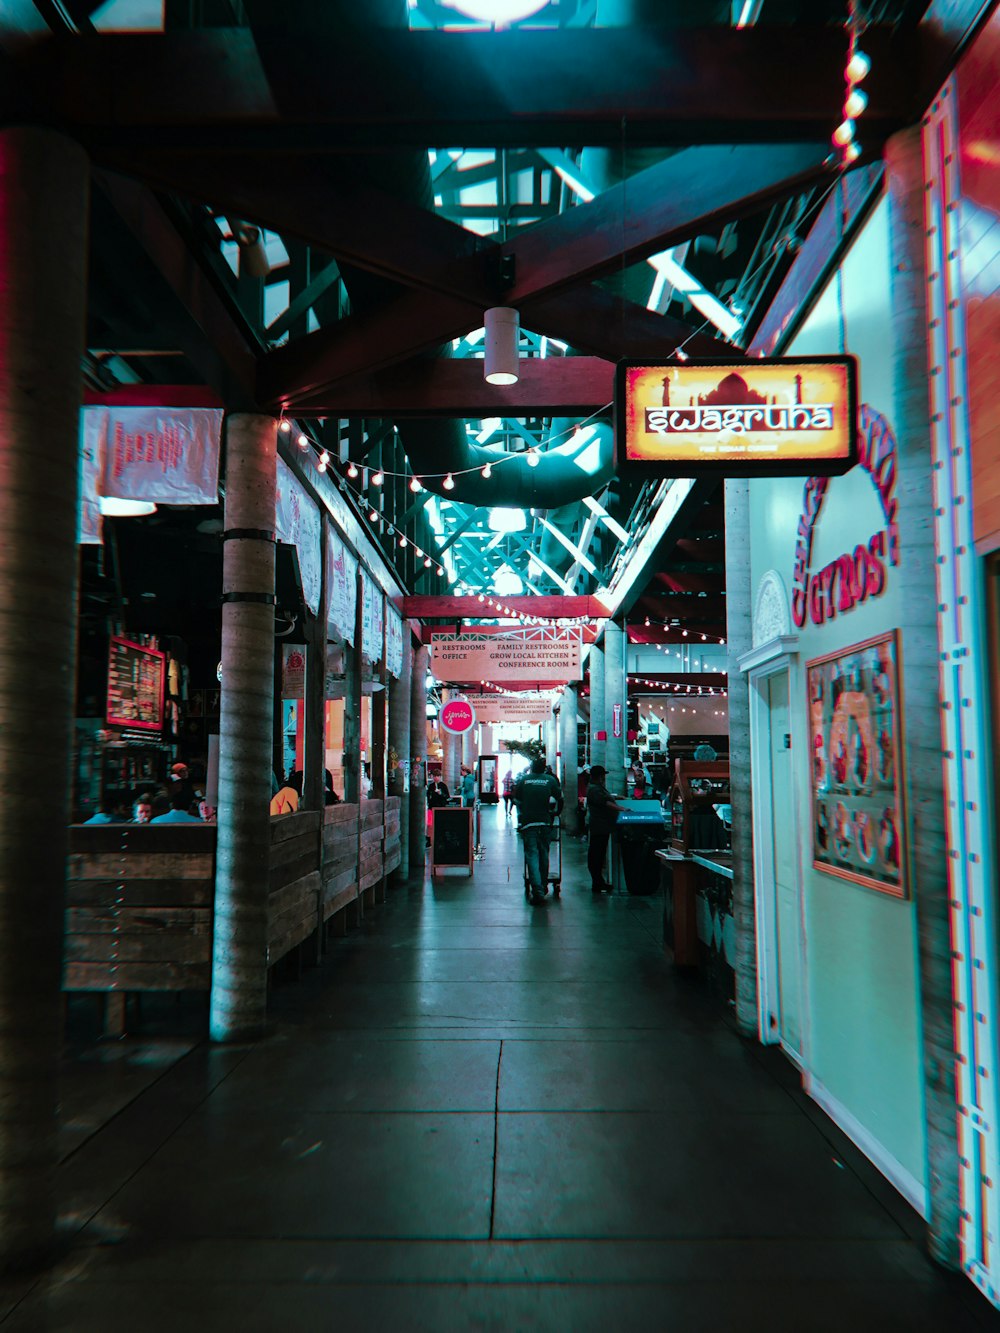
484;306;520;385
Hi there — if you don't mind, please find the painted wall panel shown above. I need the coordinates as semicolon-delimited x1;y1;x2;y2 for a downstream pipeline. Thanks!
748;197;927;1200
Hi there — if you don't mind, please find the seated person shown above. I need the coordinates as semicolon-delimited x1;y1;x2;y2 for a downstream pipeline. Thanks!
150;792;202;823
270;770;302;816
133;793;155;824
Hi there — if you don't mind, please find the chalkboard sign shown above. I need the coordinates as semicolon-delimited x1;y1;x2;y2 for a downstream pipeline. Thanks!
431;806;473;877
106;636;166;733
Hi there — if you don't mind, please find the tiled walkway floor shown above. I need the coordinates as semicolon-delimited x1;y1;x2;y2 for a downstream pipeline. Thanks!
3;806;995;1330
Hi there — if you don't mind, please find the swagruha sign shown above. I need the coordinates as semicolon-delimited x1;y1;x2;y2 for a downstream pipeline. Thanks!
791;405;899;629
616;357;857;477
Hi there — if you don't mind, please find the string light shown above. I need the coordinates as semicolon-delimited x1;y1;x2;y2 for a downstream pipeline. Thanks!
279;419;291;434
372;470;384;486
836;8;870;166
369;509;378;522
409;476;422;492
319;450;330;467
443;473;455;490
297;432;309;450
399;535;408;548
424;557;432;568
526;449;540;468
481;462;492;478
347;461;359;478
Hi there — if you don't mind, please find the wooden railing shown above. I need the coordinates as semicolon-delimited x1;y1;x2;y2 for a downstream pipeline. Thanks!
65;800;406;1032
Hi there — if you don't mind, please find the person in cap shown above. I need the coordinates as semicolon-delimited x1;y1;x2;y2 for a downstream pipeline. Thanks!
586;765;623;894
513;756;563;904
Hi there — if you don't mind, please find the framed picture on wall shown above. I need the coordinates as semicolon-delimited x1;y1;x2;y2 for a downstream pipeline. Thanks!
806;629;906;898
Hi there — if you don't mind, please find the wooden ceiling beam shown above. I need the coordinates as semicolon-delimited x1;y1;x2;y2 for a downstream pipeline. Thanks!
287;356;615;417
5;27;915;151
404;595;608;619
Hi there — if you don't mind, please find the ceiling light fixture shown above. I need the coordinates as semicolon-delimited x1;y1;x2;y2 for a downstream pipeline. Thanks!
484;306;519;385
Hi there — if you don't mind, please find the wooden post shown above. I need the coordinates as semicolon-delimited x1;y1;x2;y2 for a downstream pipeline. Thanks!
0;128;88;1270
370;589;388;800
343;568;363;805
211;413;278;1043
886;126;959;1269
302;523;330;815
724;477;757;1039
409;643;428;873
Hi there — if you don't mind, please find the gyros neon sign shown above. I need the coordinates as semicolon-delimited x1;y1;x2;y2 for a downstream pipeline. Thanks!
791;404;898;629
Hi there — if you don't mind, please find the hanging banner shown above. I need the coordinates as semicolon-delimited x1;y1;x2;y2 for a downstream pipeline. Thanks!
326;526;358;645
361;570;384;663
386;606;404;679
430;633;582;683
282;644;306;698
98;406;222;504
461;693;554;725
79;408;105;545
276;457;322;616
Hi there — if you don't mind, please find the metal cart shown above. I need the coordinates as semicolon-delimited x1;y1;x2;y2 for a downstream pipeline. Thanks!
523;816;562;899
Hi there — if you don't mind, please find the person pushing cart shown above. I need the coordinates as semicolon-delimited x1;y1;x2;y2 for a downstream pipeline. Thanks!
514;757;563;905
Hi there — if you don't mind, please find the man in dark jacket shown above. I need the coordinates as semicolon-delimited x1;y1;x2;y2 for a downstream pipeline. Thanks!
586;764;622;894
514;756;563;904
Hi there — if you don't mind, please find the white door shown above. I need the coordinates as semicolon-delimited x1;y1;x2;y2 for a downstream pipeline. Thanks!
768;672;802;1058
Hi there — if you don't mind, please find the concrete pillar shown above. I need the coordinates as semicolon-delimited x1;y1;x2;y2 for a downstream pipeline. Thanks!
408;643;428;873
544;714;559;772
724;478;757;1040
589;643;606;771
463;726;479;768
559;685;579;834
0;128;88;1269
387;628;411;879
604;619;627;796
887;126;959;1269
211;413;278;1043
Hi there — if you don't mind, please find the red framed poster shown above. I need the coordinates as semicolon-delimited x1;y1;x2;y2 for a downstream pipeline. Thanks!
106;636;166;733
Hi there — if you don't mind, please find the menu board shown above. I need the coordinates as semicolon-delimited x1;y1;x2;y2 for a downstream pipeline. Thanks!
106;636;166;733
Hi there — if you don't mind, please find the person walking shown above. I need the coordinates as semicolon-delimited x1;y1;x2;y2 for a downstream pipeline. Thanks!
586;764;622;895
514;756;563;904
502;770;515;817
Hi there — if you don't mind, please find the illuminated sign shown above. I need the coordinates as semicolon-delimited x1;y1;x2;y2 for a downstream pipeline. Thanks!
791;405;899;628
440;698;475;734
616;357;857;476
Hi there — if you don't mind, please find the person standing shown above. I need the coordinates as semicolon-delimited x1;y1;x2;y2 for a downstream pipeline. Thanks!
460;764;476;808
514;756;563;904
586;764;622;895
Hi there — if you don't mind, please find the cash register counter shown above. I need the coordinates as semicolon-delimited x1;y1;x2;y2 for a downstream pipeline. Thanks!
656;847;733;968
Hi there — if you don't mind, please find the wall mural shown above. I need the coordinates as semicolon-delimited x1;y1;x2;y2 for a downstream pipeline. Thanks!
807;629;906;898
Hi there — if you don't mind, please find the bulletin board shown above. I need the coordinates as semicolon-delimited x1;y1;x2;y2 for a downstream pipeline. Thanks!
807;629;906;898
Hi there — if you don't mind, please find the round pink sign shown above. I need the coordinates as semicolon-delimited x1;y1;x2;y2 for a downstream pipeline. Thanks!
440;698;475;734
